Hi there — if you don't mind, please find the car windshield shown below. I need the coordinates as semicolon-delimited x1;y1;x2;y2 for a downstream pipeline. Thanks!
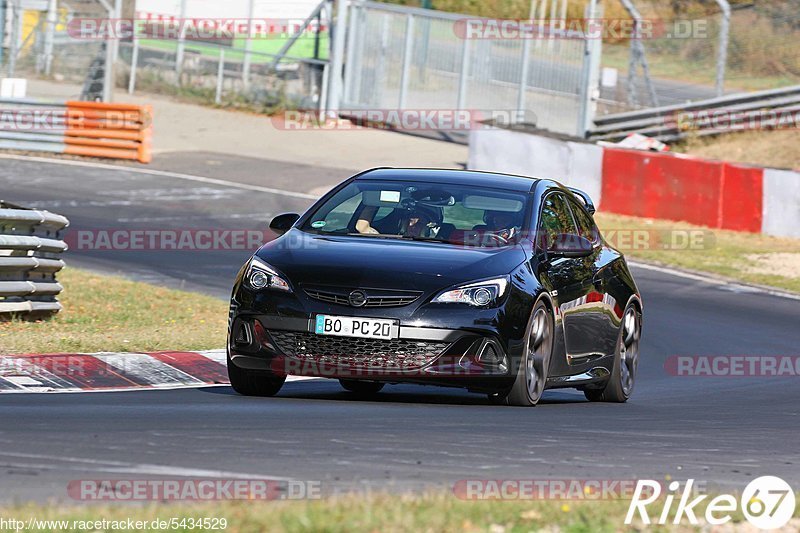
301;180;529;247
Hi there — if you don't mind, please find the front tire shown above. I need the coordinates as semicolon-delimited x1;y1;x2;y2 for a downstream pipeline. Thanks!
227;355;286;397
339;379;385;394
492;301;554;407
584;304;641;403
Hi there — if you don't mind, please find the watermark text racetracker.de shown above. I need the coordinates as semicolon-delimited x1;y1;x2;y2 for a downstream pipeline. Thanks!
66;229;275;252
670;109;800;132
453;479;652;500
453;18;710;40
64;228;713;253
68;479;321;501
67;18;324;40
274;109;536;132
665;355;800;377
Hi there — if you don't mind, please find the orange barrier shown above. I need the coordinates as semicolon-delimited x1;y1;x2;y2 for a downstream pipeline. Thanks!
63;101;153;163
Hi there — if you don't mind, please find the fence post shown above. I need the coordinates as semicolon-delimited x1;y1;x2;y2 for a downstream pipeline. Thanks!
713;0;730;97
327;0;348;116
128;31;139;94
319;62;330;114
577;0;602;136
398;14;414;109
43;0;56;75
619;0;658;108
456;25;471;110
103;13;114;101
242;0;255;88
343;0;360;105
215;48;225;105
175;0;187;79
8;1;21;76
0;0;5;70
516;23;532;116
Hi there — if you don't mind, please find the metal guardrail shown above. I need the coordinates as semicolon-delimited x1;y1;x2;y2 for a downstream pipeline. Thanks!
0;201;69;317
0;98;153;163
589;84;800;143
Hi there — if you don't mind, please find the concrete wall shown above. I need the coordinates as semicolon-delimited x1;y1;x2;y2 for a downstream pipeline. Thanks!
469;128;603;206
763;169;800;239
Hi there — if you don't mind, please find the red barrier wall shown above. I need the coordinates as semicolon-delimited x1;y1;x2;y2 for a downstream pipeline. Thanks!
600;147;763;232
719;164;763;233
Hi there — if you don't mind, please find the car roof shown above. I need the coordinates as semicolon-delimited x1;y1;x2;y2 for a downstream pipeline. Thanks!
354;168;540;193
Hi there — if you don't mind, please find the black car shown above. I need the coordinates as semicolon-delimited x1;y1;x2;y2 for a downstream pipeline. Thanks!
227;168;642;406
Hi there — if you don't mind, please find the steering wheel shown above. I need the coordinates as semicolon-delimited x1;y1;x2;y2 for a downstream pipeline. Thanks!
484;232;509;246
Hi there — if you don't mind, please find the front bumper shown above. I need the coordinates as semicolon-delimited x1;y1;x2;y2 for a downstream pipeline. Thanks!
229;313;519;392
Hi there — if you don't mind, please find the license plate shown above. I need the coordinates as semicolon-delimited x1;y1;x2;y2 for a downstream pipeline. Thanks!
313;315;398;340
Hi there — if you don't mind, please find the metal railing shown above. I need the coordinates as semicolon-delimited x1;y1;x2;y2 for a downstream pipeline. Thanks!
341;0;600;137
0;201;68;317
589;84;800;143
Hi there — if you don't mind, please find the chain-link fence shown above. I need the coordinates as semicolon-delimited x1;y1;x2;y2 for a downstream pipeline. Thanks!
598;1;800;115
342;0;598;136
2;0;329;108
118;39;327;111
2;0;104;88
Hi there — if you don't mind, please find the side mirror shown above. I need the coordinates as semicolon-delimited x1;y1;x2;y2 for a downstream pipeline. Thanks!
269;213;300;236
547;233;593;258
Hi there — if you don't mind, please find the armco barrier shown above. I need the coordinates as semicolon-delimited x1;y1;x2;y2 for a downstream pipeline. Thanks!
0;99;152;163
468;127;800;239
0;201;69;317
589;84;800;143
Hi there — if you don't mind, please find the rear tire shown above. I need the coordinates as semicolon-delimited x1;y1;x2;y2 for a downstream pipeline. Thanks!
227;355;286;397
584;304;641;403
339;379;385;394
495;300;554;407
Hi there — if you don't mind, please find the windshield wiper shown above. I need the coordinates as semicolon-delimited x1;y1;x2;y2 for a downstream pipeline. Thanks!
399;235;448;243
344;233;448;244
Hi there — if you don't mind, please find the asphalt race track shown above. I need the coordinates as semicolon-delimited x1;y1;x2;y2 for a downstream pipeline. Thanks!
1;155;799;502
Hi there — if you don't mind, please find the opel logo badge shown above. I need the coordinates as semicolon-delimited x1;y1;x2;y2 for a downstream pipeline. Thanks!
349;290;367;307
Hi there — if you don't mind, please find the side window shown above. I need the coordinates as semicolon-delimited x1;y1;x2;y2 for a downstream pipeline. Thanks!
568;198;600;243
538;193;578;248
319;192;363;232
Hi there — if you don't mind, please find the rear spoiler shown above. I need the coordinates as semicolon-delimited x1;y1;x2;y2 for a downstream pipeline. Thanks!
568;187;596;215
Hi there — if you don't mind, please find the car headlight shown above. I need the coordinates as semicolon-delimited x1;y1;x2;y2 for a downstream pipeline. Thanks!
245;257;291;292
432;277;509;307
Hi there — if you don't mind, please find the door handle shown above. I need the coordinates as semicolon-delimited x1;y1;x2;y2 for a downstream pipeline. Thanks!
592;276;604;292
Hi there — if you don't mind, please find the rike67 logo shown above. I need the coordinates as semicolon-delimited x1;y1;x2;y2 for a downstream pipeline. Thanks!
626;476;796;530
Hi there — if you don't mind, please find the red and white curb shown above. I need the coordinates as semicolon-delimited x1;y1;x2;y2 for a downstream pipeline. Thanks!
0;349;312;393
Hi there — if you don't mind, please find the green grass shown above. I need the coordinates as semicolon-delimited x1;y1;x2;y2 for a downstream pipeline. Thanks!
601;44;797;93
2;491;798;532
0;268;228;355
595;212;800;293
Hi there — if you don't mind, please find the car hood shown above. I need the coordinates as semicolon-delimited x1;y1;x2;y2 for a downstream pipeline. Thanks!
256;229;528;292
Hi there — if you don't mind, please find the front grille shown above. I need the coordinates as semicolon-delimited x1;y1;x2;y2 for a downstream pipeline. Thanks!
303;285;422;308
304;289;349;306
270;330;448;369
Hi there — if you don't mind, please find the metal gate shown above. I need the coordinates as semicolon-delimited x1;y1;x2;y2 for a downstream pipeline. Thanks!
340;1;601;137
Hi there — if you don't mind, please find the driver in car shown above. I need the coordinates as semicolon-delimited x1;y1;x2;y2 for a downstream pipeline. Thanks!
482;210;522;241
356;206;380;235
403;205;441;238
